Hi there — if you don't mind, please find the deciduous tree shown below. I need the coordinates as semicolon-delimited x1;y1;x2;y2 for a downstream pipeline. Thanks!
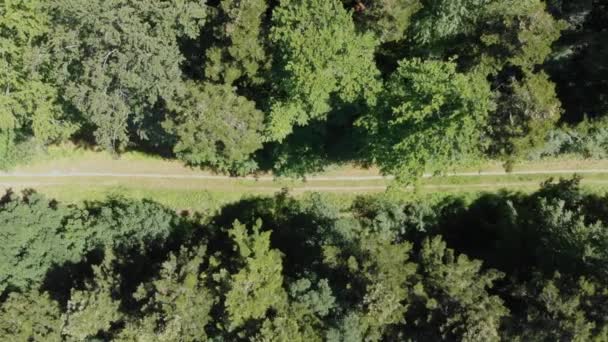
268;0;381;141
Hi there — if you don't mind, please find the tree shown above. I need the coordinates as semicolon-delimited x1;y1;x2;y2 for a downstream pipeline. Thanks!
0;190;88;293
48;0;207;152
347;0;422;43
163;82;265;175
359;58;493;180
268;0;381;141
411;0;566;75
62;250;122;341
411;0;490;46
0;291;62;342
407;236;508;341
224;220;287;331
507;274;608;341
545;0;608;122
410;0;566;159
259;278;335;341
358;233;416;340
0;0;76;162
119;246;214;341
204;0;270;87
86;196;181;252
489;72;563;157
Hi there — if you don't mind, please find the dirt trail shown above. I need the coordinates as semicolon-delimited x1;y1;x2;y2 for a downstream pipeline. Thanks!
1;168;607;181
0;168;607;194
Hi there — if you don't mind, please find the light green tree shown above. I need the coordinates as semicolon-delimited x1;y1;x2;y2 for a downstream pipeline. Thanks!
259;278;335;341
409;236;508;341
119;246;214;341
510;274;608;341
351;233;417;340
62;250;122;341
268;0;381;141
224;220;287;331
359;58;493;180
0;0;76;161
163;82;265;175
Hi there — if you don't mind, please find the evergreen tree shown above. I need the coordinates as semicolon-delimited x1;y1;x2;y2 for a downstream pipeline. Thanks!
0;190;88;293
48;0;207;152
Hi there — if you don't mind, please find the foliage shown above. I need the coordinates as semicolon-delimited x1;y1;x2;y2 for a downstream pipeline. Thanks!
119;246;214;341
204;0;270;87
61;250;121;341
2;179;608;338
0;190;88;293
85;196;181;251
164;82;265;175
530;117;608;160
348;0;422;42
360;58;493;180
489;72;563;157
48;0;206;152
224;220;287;330
0;0;76;166
0;0;605;179
0;291;62;342
268;0;381;141
412;0;491;46
409;236;507;341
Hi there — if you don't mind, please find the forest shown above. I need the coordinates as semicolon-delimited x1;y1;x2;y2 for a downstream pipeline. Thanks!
3;177;608;340
1;0;607;179
3;0;608;341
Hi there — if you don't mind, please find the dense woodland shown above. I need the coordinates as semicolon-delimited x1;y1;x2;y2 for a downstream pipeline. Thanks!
4;1;608;340
2;178;608;340
1;0;607;179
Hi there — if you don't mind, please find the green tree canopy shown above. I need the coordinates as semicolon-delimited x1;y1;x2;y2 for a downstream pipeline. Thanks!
268;0;381;141
0;190;88;293
360;58;493;180
224;220;287;331
0;0;76;156
204;0;270;87
164;82;265;175
48;0;207;152
348;0;422;43
0;291;62;342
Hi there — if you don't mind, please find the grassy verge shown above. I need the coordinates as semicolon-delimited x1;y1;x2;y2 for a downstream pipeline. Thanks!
4;144;608;211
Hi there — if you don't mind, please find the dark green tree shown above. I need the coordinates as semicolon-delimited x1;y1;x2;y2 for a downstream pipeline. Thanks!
86;196;181;252
0;190;88;293
48;0;206;152
347;0;422;43
204;0;270;87
407;236;508;341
